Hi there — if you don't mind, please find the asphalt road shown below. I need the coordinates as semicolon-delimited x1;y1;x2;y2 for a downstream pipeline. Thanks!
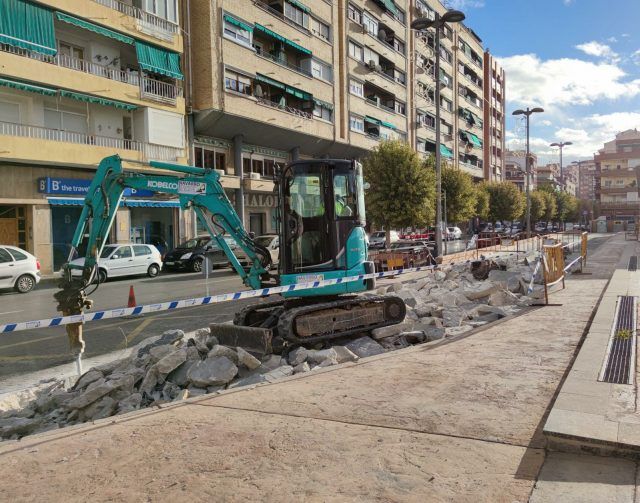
0;269;253;378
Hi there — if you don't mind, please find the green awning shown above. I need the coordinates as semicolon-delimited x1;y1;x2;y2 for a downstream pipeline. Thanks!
380;120;396;130
285;85;312;101
287;0;311;13
255;73;285;90
0;77;57;96
313;98;333;111
59;90;138;111
468;132;482;147
56;12;134;45
0;0;56;55
135;41;183;80
373;0;399;16
440;144;453;158
254;23;312;56
223;14;253;33
365;116;381;125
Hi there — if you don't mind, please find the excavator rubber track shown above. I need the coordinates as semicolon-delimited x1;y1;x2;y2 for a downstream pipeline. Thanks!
213;295;406;355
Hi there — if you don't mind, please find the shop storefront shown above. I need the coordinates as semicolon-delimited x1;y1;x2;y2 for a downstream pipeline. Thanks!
0;205;27;250
244;192;278;236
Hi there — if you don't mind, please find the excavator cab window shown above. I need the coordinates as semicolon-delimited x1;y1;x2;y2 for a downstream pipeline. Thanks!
281;160;364;274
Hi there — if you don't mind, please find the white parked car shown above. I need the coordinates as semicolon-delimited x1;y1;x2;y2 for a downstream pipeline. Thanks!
66;244;162;283
447;226;463;240
369;230;399;248
0;245;41;293
232;234;279;270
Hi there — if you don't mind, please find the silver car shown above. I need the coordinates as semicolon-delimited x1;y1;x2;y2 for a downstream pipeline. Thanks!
0;246;41;293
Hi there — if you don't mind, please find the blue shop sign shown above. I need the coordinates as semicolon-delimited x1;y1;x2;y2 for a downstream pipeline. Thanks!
38;177;154;197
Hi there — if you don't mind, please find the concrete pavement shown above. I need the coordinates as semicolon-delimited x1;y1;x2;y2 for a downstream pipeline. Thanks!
0;234;620;501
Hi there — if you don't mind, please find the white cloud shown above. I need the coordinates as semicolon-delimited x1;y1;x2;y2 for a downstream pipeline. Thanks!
497;53;640;110
633;49;640;65
575;41;619;62
563;0;574;5
540;120;552;126
607;37;618;44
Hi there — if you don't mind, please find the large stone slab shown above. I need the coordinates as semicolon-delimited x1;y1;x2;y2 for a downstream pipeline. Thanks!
187;357;238;387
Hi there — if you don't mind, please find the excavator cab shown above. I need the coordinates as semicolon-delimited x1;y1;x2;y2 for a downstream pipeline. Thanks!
278;159;375;297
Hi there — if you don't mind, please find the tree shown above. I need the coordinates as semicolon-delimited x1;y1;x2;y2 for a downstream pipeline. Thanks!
440;165;477;224
485;181;525;223
474;183;490;221
556;191;578;224
529;190;547;223
538;190;557;226
363;140;436;245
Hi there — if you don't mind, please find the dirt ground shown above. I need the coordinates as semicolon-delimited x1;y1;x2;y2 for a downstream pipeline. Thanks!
0;236;619;502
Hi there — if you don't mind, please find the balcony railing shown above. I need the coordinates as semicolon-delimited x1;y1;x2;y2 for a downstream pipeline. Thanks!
256;51;312;77
365;97;396;114
254;0;311;34
1;44;183;105
0;121;182;161
92;0;179;40
255;97;312;119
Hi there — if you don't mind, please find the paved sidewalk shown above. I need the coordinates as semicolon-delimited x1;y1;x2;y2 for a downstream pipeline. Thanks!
544;234;640;456
0;235;618;502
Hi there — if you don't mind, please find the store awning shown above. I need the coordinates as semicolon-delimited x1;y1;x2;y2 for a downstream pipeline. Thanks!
440;144;453;158
255;73;285;90
135;41;183;80
285;85;312;101
59;90;138;111
223;14;253;33
0;77;57;96
56;11;134;45
124;200;180;208
0;0;56;55
372;0;399;16
254;23;312;56
287;0;311;13
365;116;381;125
48;198;85;206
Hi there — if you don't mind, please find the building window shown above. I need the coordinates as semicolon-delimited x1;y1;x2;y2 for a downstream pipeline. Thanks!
441;120;452;136
284;2;309;29
194;146;227;171
440;96;452;112
223;15;252;47
349;79;363;97
362;12;378;36
313;102;332;122
394;7;405;24
242;154;284;179
394;68;406;85
311;59;332;81
144;0;178;23
363;47;380;66
394;101;406;115
348;3;361;23
310;17;330;41
0;101;20;123
440;46;452;63
44;108;88;134
348;40;363;61
224;69;252;95
350;115;364;133
58;41;84;61
393;38;405;54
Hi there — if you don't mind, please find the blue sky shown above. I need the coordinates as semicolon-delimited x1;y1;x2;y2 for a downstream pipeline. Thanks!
448;0;640;163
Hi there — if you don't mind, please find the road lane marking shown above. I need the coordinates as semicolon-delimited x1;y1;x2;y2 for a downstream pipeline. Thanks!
0;310;24;316
120;318;154;348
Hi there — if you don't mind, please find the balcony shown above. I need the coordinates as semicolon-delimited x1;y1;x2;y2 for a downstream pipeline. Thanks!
363;81;403;115
459;63;483;90
600;185;638;194
0;120;183;163
254;0;311;34
255;96;313;119
252;25;314;78
0;43;183;106
458;86;483;110
92;0;179;42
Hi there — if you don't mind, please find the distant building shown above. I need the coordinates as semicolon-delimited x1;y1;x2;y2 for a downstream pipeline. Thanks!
563;165;578;197
483;51;505;181
575;160;597;200
537;163;562;190
505;151;537;191
595;129;640;222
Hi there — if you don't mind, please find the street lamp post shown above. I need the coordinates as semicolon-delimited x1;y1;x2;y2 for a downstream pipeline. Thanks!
411;10;465;258
550;141;572;192
512;107;544;238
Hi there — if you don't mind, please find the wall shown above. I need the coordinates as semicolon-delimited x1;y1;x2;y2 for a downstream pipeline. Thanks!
32;205;53;274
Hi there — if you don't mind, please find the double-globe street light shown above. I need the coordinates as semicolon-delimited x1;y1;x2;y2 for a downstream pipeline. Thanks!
550;141;573;192
411;9;465;257
512;107;544;238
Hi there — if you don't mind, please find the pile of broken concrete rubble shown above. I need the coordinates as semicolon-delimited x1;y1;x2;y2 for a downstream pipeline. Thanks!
0;255;543;441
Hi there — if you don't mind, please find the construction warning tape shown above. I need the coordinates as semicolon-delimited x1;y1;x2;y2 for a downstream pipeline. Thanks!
1;244;581;335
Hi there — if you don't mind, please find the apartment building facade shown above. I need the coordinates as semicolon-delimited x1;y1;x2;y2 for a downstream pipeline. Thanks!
536;163;561;191
483;50;505;181
595;129;640;222
505;151;537;191
575;159;597;200
0;0;189;273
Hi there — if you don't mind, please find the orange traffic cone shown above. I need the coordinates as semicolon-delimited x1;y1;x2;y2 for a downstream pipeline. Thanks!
127;285;137;308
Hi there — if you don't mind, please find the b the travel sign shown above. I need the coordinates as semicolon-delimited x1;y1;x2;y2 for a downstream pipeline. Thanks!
38;177;153;197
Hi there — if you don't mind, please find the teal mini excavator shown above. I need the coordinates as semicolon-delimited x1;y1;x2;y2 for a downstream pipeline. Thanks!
55;155;405;360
